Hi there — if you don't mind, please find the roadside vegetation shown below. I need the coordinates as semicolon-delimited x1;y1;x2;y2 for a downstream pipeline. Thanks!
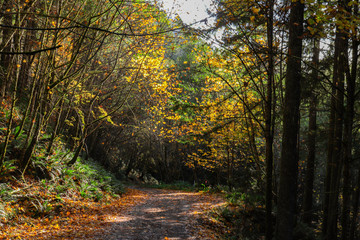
0;153;128;239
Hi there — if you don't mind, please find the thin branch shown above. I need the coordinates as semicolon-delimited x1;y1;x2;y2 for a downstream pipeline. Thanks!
0;18;204;37
0;45;61;55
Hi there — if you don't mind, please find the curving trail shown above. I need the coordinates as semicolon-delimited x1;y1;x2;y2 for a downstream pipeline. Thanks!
92;187;225;240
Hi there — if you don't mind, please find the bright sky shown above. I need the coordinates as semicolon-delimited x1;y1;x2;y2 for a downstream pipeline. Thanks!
160;0;215;27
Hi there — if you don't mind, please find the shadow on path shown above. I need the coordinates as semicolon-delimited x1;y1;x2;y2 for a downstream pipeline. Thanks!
92;188;201;240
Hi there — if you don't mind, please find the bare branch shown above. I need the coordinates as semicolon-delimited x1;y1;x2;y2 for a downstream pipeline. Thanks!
0;45;61;55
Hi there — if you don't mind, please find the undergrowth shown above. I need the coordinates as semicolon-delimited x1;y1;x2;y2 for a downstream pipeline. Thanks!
203;190;319;240
0;98;126;228
146;181;226;193
145;181;195;191
199;189;266;240
0;156;124;225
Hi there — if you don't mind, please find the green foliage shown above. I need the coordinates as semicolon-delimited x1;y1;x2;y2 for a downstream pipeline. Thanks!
146;181;195;191
0;154;124;221
29;198;57;217
0;160;16;178
209;204;266;240
38;157;125;202
197;183;226;193
201;189;266;239
225;191;263;207
73;158;124;196
147;181;227;193
0;183;13;202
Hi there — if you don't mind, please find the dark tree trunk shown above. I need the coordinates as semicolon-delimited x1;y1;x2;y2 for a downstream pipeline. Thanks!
303;37;320;225
342;7;358;238
323;1;349;238
323;67;336;236
275;1;304;239
349;168;360;240
349;7;359;238
68;139;85;166
21;115;41;172
265;0;274;239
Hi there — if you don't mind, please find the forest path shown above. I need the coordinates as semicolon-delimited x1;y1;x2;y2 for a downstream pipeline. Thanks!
92;187;225;240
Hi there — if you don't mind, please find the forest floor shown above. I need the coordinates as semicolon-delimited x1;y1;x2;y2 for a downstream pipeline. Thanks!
92;187;226;240
1;186;226;239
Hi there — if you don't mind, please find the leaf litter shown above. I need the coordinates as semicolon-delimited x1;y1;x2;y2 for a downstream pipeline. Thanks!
1;186;225;240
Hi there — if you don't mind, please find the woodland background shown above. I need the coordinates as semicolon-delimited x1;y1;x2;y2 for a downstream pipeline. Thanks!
0;0;360;239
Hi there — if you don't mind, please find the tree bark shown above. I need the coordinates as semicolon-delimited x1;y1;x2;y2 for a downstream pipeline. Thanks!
349;6;359;238
265;0;274;238
303;37;320;225
349;168;360;240
323;1;349;238
275;1;304;239
342;5;358;238
0;1;13;98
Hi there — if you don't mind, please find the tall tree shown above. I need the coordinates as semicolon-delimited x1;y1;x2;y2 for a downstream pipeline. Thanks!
275;0;304;239
265;0;274;239
303;36;320;225
323;1;350;238
342;2;359;239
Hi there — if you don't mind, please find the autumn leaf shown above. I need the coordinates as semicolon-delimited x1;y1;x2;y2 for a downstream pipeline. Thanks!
252;7;260;14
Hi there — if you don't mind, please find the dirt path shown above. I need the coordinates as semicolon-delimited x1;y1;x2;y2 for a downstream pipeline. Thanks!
1;186;224;239
92;187;225;240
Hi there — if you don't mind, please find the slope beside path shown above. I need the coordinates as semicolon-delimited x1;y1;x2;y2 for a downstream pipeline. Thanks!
1;187;225;239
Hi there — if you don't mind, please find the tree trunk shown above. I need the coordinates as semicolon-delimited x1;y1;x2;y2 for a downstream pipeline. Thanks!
46;99;64;155
349;7;359;239
0;1;13;98
323;1;349;238
275;1;304;239
67;138;85;166
265;0;274;238
18;12;36;97
349;168;360;240
21;114;42;174
303;37;320;225
342;7;358;238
